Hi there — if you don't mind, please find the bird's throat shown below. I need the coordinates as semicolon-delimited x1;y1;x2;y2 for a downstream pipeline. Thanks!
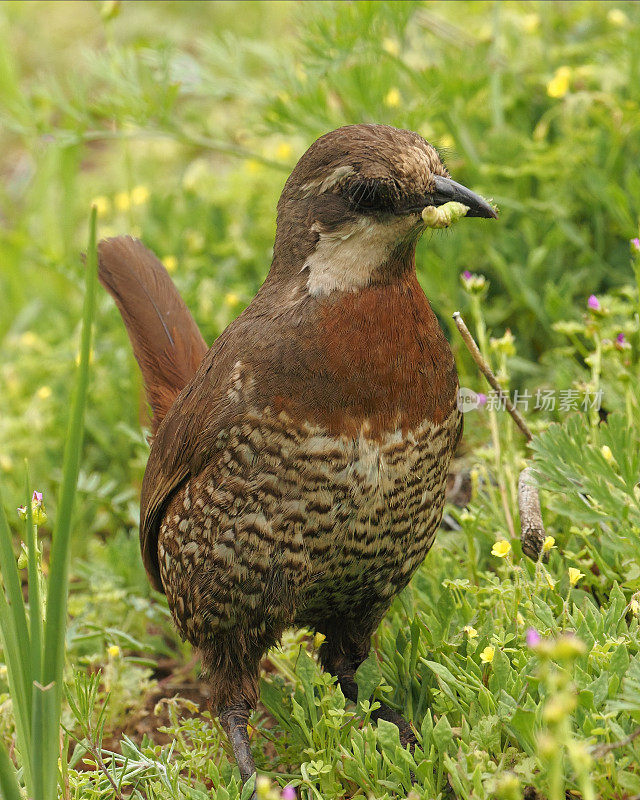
303;215;422;296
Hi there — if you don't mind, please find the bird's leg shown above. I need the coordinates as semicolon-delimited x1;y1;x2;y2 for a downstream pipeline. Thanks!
201;636;262;794
318;622;418;748
219;701;256;785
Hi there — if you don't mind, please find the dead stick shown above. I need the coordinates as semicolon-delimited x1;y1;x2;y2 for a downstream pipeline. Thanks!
590;726;640;758
453;311;546;560
518;467;547;562
452;311;532;441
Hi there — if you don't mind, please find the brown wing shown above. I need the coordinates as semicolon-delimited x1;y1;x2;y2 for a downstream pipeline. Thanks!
139;344;258;590
98;237;208;434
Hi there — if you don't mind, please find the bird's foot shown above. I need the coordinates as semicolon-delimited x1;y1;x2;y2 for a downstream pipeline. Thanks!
219;704;257;793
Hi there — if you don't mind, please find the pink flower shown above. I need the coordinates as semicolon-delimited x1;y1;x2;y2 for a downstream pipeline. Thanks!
281;787;296;800
526;628;541;647
462;270;472;280
587;295;600;311
631;238;640;252
32;491;43;505
476;393;487;407
617;333;626;344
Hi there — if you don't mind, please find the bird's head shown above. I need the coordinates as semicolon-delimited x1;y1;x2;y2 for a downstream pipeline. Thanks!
272;123;497;296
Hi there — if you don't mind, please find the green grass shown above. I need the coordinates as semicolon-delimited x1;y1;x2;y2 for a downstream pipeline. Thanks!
0;2;640;799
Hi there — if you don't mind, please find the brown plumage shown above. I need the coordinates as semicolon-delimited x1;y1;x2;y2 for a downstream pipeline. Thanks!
99;123;496;793
97;237;207;433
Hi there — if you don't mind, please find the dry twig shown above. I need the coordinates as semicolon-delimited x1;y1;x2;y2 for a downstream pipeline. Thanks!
452;312;532;441
518;468;547;562
453;311;547;560
590;726;640;758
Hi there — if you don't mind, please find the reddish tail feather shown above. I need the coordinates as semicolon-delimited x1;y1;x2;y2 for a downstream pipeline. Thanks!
98;236;208;434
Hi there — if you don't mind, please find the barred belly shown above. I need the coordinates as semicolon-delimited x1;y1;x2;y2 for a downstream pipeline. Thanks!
157;407;460;645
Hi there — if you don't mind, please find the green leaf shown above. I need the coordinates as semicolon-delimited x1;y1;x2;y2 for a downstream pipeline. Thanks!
505;707;537;755
532;595;556;632
355;651;381;705
295;647;319;726
240;773;256;800
609;642;630;684
604;582;627;630
432;713;454;754
587;672;609;709
376;717;401;758
489;648;512;694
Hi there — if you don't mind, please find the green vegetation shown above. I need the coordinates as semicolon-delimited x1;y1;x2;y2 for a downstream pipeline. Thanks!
0;2;639;798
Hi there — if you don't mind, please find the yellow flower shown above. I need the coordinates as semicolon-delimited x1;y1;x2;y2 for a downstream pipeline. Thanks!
601;445;614;463
480;646;495;664
439;133;455;150
463;625;478;639
630;598;639;615
162;255;178;273
522;13;539;33
516;612;524;626
384;88;401;108
547;66;571;99
107;645;121;659
568;567;584;587
275;142;293;161
382;38;400;57
130;185;150;206
313;632;326;649
607;8;628;26
545;572;556;589
246;159;262;174
0;455;13;472
20;331;39;348
491;540;511;558
37;386;52;400
255;775;272;798
114;191;131;212
225;292;240;307
92;196;111;217
542;536;556;553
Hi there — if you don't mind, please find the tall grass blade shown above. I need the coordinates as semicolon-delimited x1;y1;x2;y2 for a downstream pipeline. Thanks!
39;205;98;800
31;681;57;800
25;471;43;684
0;488;33;793
0;744;21;800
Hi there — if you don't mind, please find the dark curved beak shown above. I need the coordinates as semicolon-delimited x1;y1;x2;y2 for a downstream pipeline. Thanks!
428;175;498;219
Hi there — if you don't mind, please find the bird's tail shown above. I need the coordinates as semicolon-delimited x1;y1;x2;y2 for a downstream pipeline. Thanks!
98;236;208;434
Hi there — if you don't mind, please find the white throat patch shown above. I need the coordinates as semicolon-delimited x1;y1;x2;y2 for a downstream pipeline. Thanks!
303;215;420;296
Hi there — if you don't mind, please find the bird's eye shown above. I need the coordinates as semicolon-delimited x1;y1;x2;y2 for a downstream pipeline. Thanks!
346;179;397;212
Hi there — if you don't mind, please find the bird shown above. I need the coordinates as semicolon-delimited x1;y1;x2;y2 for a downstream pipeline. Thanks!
98;123;497;790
